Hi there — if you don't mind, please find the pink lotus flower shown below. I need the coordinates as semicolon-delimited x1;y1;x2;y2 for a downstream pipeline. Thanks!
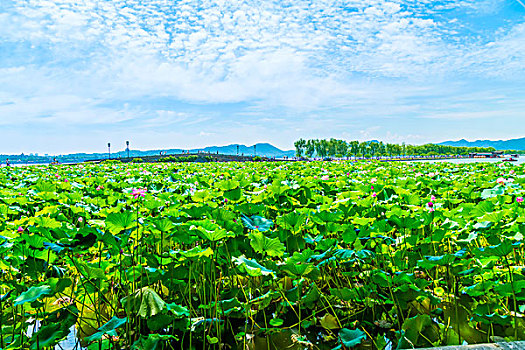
371;185;374;190
497;178;506;185
517;197;524;203
64;179;69;183
17;226;24;233
372;192;377;198
427;202;434;208
321;175;330;181
78;217;84;223
96;185;104;191
132;188;146;199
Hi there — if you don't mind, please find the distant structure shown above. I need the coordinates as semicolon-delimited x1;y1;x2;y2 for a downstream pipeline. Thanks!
469;151;504;158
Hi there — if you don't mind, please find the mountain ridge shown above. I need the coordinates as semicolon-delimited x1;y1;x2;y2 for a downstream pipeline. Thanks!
439;137;525;150
0;143;296;163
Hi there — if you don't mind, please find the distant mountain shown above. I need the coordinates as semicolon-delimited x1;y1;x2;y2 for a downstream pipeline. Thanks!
439;137;525;151
189;143;295;158
0;143;295;164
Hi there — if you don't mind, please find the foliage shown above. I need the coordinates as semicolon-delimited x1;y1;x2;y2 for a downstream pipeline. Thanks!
0;160;524;349
294;138;519;158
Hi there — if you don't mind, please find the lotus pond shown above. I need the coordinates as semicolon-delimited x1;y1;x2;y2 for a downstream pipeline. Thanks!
0;160;525;350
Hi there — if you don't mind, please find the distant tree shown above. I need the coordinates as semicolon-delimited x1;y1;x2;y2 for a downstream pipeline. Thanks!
349;141;360;159
294;139;307;157
305;140;316;158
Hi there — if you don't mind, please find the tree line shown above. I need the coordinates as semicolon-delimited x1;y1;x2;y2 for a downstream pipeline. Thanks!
293;138;521;158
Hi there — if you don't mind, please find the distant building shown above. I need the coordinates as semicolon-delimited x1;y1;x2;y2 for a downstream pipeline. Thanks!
469;151;504;158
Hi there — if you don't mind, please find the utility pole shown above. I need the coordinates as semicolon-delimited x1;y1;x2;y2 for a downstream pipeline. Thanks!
237;145;239;156
108;143;111;159
254;145;256;156
126;141;130;158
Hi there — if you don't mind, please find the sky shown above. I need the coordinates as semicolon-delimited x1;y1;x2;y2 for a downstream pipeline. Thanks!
0;0;524;154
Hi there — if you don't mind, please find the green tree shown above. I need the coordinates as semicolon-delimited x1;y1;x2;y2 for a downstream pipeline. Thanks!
294;139;307;157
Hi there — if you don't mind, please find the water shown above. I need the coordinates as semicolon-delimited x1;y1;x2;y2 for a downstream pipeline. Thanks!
413;156;525;165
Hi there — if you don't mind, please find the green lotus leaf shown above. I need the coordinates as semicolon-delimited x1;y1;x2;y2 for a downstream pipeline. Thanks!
338;328;366;348
14;285;53;306
121;287;166;318
217;179;240;191
29;323;63;349
85;316;127;342
105;211;135;234
232;255;275;277
241;215;273;232
249;231;285;257
481;186;504;199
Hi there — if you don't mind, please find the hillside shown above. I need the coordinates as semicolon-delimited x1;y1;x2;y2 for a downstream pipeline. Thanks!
439;137;525;151
0;143;295;164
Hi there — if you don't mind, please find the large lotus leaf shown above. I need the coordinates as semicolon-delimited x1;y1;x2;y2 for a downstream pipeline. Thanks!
178;246;214;259
121;287;166;318
400;314;436;348
131;334;177;350
402;193;421;206
472;313;512;326
144;198;163;210
35;181;57;193
480;210;505;223
191;219;234;241
236;203;265;215
29;323;63;349
320;313;340;330
166;303;190;318
191;190;211;202
330;287;370;302
280;262;320;279
249;231;285;257
311;210;343;224
481;186;504;199
493;280;525;297
241;215;273;232
417;254;456;269
14;285;53;306
105;212;135;234
147;314;174;331
232;256;275;277
470;201;494;217
478;240;513;257
278;211;306;230
388;215;422;229
224;187;242;201
463;281;494;297
85;316;127;342
31;216;61;229
338;328;366;348
77;261;107;280
217;179;240;191
181;204;210;218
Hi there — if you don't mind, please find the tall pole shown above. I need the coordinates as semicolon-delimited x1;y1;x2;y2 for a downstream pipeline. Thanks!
108;143;111;159
254;145;256;156
126;141;130;158
237;145;239;155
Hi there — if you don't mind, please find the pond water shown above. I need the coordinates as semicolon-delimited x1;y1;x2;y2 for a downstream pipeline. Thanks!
413;157;525;165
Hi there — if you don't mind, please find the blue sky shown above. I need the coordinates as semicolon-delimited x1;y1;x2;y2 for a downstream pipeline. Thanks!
0;0;524;154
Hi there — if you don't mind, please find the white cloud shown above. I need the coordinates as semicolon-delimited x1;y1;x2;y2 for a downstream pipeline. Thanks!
0;0;523;152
